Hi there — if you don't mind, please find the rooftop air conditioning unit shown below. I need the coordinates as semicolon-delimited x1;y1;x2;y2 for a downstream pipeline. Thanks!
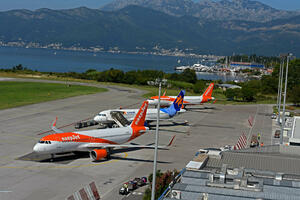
171;190;181;199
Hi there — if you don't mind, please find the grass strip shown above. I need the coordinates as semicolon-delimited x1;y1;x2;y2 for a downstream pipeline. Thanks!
0;81;107;109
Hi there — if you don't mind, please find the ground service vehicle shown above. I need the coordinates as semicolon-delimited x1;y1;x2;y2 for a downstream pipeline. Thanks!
119;177;147;195
274;130;281;138
250;135;259;147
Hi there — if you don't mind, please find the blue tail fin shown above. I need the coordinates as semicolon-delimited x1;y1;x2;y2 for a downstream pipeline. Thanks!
160;90;185;117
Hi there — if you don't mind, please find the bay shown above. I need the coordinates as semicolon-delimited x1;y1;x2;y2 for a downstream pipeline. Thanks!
0;46;241;81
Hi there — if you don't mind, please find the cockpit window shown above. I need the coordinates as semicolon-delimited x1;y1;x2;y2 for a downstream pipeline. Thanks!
98;114;106;117
38;140;51;144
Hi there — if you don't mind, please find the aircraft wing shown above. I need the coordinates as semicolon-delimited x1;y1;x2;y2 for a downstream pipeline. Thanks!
80;136;175;150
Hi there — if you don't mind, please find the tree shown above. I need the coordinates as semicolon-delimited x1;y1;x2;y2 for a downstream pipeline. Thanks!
246;80;261;94
260;75;278;94
143;170;178;200
193;80;206;94
225;89;235;100
12;64;28;71
123;71;137;84
225;88;241;101
241;86;255;102
181;69;197;84
287;59;300;91
289;85;300;106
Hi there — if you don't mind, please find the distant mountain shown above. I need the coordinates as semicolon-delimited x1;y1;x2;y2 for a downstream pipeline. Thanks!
101;0;300;22
0;6;299;56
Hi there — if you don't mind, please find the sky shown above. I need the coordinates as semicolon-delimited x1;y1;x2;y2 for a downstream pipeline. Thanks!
0;0;299;11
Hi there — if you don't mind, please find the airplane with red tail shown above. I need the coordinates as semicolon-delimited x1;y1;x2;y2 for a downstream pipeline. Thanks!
33;101;175;161
148;83;215;107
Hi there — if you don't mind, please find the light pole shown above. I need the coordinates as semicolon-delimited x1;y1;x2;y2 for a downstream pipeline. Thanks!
277;59;282;114
280;53;292;144
151;80;161;200
277;57;284;124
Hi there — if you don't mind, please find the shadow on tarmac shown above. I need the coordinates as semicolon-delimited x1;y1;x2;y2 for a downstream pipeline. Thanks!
158;129;187;134
17;152;89;164
185;106;217;110
18;146;167;164
148;121;189;129
110;156;171;164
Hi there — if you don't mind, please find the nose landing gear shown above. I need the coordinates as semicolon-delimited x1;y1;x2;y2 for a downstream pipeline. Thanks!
50;154;54;162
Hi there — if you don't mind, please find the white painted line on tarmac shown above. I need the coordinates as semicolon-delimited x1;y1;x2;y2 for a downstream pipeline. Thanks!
0;78;13;81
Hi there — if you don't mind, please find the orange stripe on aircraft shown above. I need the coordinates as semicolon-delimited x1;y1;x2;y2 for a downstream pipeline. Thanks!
150;96;190;104
41;132;117;144
129;126;147;141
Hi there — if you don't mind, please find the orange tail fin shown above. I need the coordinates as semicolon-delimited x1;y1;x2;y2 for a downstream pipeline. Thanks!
203;83;214;98
131;101;149;127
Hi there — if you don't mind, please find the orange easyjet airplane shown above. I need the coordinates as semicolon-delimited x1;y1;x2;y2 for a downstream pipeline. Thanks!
33;101;175;161
148;83;215;107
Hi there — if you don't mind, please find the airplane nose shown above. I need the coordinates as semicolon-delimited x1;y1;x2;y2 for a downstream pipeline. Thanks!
33;144;40;152
93;116;100;122
147;99;155;105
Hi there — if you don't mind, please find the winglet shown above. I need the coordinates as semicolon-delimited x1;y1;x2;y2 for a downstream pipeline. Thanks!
162;90;166;96
52;117;57;127
158;136;176;149
50;117;63;133
167;136;176;146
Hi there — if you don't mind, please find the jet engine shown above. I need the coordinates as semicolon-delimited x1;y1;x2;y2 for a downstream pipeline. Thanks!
90;149;108;161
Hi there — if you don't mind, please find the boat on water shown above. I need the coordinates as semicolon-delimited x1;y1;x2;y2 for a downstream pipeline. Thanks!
174;63;215;73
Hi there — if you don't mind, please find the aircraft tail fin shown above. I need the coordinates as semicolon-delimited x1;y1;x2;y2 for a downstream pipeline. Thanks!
203;83;214;98
131;101;149;127
160;90;185;117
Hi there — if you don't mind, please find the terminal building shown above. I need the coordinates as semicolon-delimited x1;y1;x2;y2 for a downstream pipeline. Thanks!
161;145;300;200
289;116;300;146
